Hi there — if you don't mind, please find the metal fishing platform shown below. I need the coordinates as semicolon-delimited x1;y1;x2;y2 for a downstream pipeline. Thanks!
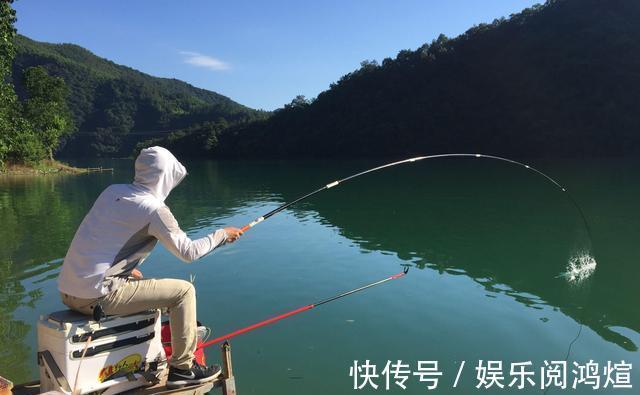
10;341;237;395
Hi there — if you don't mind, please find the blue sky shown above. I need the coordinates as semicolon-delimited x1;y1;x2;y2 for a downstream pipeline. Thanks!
15;0;539;111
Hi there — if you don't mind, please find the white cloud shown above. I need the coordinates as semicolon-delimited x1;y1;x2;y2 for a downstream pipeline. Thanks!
179;51;230;71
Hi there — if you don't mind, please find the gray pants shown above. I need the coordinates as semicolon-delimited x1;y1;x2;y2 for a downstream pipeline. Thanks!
61;278;197;370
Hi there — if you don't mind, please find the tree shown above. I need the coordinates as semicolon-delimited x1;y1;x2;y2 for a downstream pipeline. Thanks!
0;2;53;165
284;95;309;109
359;59;379;71
22;66;74;160
0;0;18;166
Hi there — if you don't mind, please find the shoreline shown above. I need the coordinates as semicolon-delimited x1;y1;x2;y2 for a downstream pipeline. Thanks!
0;160;89;176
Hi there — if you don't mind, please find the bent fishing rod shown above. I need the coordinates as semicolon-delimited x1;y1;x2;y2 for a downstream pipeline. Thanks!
198;267;409;349
239;153;594;246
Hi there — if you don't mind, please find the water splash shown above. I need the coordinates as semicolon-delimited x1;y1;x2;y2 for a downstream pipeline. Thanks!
563;252;597;283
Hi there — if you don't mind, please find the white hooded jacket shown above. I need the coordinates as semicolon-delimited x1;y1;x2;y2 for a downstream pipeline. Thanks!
58;147;227;299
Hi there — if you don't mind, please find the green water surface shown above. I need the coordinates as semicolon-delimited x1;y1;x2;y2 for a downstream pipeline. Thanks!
0;158;638;394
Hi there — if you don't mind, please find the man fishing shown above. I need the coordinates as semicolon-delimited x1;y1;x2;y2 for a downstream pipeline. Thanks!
57;146;243;388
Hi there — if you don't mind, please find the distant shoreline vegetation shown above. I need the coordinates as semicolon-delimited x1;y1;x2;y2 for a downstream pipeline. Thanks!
1;1;74;170
1;160;87;176
12;34;267;159
146;0;640;159
4;0;640;165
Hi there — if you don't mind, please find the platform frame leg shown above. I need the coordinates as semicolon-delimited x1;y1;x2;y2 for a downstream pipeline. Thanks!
221;341;237;395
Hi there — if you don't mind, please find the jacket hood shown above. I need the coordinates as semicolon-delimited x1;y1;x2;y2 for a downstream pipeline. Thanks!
133;147;187;201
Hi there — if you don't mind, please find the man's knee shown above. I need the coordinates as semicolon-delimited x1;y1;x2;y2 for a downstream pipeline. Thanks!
175;279;195;300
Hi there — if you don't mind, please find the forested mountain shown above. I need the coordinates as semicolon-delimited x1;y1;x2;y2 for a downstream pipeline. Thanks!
12;35;266;157
201;0;639;158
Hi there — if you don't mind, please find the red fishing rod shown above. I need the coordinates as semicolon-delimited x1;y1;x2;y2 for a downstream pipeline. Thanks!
198;267;409;349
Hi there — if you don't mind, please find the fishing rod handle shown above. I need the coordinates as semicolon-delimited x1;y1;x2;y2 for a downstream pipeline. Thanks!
241;216;264;232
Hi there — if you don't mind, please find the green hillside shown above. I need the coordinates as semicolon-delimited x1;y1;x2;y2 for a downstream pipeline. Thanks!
12;34;266;157
203;0;639;158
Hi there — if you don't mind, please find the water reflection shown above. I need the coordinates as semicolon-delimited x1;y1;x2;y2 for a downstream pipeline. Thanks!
0;157;637;385
197;157;638;352
181;158;638;352
0;176;77;381
271;158;638;353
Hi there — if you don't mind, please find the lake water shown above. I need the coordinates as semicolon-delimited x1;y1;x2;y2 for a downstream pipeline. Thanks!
1;157;638;394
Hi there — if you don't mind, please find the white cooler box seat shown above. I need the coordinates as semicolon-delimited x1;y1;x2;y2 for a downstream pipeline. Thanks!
37;309;166;395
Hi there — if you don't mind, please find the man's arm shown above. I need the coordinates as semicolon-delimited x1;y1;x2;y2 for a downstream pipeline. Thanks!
149;206;241;263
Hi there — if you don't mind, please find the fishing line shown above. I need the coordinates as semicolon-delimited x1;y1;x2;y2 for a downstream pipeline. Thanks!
543;295;590;395
239;153;595;252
